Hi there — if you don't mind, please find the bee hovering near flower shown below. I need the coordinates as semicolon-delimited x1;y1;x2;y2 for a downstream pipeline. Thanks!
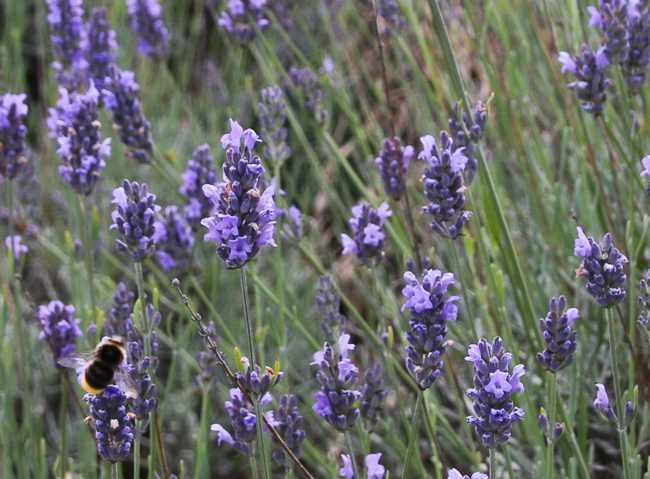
58;336;138;397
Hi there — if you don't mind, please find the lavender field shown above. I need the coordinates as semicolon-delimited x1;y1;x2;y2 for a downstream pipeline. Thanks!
2;0;650;478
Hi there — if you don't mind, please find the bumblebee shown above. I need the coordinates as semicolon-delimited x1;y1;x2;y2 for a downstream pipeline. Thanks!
58;337;137;397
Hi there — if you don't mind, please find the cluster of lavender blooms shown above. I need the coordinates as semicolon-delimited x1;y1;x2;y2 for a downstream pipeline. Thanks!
588;0;629;63
153;205;195;272
5;235;29;263
311;333;362;431
536;296;580;372
110;179;161;262
574;227;628;308
623;6;650;91
466;337;526;447
640;155;650;197
448;100;488;183
45;0;86;90
211;389;274;455
559;46;610;115
284;67;327;123
419;133;472;239
235;359;283;399
270;394;306;466
360;364;387;427
637;269;650;330
103;67;154;163
257;86;291;164
374;137;415;200
278;204;303;241
180;144;217;227
85;385;135;463
315;275;347;340
447;469;488;479
102;283;135;337
38;300;83;360
126;0;169;57
124;304;160;425
594;383;635;427
341;202;392;266
83;7;118;91
218;0;270;43
49;85;111;196
377;0;406;35
201;120;277;269
0;93;29;179
538;408;564;442
340;453;386;479
401;269;459;389
194;321;220;390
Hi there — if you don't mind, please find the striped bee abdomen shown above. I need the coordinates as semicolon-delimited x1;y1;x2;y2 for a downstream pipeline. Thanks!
84;361;116;391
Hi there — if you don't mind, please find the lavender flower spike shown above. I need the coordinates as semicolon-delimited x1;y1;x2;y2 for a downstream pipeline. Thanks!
402;269;460;389
126;0;169;57
375;137;415;200
447;469;488;479
284;67;327;123
623;8;650;91
341;202;392;266
83;7;118;91
110;179;161;262
45;0;87;90
574;227;627;308
377;0;406;35
257;86;291;164
360;364;387;427
419;132;472;239
103;67;154;163
448;100;488;183
50;84;110;196
153;205;195;272
466;336;526;447
311;333;362;431
38;300;83;361
102;283;136;337
340;453;387;479
180;144;217;227
270;394;306;466
558;45;610;116
201;119;277;269
594;383;617;423
86;385;136;463
0;93;29;179
641;155;650;197
536;296;580;372
5;235;28;262
587;0;629;63
316;275;347;340
637;269;650;330
218;0;270;43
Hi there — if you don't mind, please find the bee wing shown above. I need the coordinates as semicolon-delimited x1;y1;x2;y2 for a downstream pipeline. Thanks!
57;352;94;372
114;368;139;399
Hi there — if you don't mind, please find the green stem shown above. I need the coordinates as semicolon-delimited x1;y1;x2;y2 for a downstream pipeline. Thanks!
606;308;633;479
401;392;423;479
273;162;288;391
79;196;98;329
111;462;119;479
59;376;67;479
546;372;558;479
134;434;141;479
489;447;496;478
239;267;271;479
344;430;361;479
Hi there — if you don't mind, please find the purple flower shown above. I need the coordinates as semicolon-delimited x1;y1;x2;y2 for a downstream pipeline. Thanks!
83;7;118;91
210;388;274;456
360;364;387;428
594;383;616;422
574;227;628;308
201;119;277;269
235;360;283;399
45;0;87;89
377;0;405;35
180;144;218;227
375;137;414;200
637;269;650;330
339;453;386;478
284;67;327;123
537;296;580;372
402;269;459;389
50;85;110;196
448;100;488;183
110;179;161;262
466;337;526;447
447;469;488;479
0;93;29;179
103;67;154;163
340;454;354;479
558;45;610;116
153;205;195;272
311;333;362;431
85;385;136;463
623;7;650;91
587;1;629;63
257;86;291;164
419;132;472;239
5;235;28;262
103;283;136;337
316;275;347;340
126;0;169;57
218;0;270;43
38;300;83;361
341;202;391;266
641;155;650;197
270;394;306;466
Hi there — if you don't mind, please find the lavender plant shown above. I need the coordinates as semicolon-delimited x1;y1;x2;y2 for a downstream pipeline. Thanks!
45;0;86;89
83;7;118;91
5;235;28;263
0;93;29;180
315;275;347;340
284;67;327;122
374;137;414;200
102;282;136;337
447;469;488;479
588;0;629;63
126;0;170;57
218;0;270;43
558;45;610;116
536;296;579;372
340;453;386;478
180;144;217;227
38;300;83;361
270;394;306;466
448;100;488;183
340;202;392;266
257;86;291;164
153;205;195;272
